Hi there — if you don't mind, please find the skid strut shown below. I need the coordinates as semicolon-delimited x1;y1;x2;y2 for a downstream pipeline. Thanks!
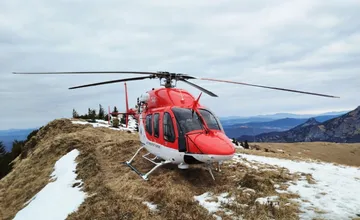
207;163;216;181
125;146;171;180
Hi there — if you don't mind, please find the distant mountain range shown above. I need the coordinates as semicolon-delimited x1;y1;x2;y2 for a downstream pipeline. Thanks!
0;128;36;151
237;106;360;143
221;113;346;139
220;110;350;126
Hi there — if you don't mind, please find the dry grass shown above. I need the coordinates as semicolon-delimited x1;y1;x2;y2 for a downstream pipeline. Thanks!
0;119;302;220
227;156;302;220
238;142;360;167
0;119;90;220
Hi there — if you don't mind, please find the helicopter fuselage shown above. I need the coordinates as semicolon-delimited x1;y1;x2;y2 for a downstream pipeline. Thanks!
135;87;236;165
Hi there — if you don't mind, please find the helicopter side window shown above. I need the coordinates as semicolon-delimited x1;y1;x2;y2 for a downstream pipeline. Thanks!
154;113;160;138
163;112;175;142
199;109;222;130
146;114;153;135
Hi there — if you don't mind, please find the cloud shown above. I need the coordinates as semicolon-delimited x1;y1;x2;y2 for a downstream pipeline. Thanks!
0;0;359;129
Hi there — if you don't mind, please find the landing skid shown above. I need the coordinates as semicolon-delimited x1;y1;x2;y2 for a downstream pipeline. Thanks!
125;146;171;180
206;162;222;181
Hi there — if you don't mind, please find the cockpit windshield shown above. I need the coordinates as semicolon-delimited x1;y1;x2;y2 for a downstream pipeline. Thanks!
172;107;203;134
172;107;223;134
199;108;222;131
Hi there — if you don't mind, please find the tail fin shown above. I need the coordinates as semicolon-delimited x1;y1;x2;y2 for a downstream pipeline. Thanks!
108;82;134;128
124;82;129;128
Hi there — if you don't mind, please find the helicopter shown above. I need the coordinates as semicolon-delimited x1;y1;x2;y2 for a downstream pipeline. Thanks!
13;71;339;180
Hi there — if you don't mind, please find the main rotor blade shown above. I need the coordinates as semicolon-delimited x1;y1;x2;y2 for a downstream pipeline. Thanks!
180;79;218;97
13;71;157;75
69;76;152;89
199;78;340;98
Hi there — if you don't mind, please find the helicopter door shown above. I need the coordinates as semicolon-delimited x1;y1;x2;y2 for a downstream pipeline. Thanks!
163;112;176;144
177;122;186;152
172;108;204;152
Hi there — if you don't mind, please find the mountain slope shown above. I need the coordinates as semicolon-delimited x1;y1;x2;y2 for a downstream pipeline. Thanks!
0;118;301;220
2;118;359;219
241;106;360;143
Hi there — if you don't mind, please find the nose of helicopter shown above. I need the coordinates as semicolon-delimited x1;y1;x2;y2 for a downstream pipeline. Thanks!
186;131;236;162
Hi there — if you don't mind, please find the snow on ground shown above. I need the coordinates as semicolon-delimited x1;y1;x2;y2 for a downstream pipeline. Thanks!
71;116;137;132
238;153;360;220
228;138;244;149
194;192;234;220
142;201;158;212
71;121;89;125
13;149;86;220
255;196;279;206
127;116;137;129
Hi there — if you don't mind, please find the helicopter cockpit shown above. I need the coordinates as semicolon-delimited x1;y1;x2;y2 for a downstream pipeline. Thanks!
171;107;224;152
172;107;223;134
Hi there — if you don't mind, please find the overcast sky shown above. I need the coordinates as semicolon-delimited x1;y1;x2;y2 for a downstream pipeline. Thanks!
1;0;360;130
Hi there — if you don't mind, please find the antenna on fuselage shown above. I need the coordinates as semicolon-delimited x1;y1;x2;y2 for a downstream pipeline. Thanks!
192;92;202;117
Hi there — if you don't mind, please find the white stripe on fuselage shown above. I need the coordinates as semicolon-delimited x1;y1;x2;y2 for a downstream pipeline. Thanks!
138;115;234;164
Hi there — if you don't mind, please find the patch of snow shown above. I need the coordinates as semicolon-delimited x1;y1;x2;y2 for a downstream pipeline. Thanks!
95;119;108;124
242;188;256;194
127;116;137;129
239;204;249;209
275;189;288;194
71;121;89;125
255;196;279;205
239;153;360;220
143;201;158;212
92;123;111;128
228;138;244;149
71;116;137;132
213;214;222;220
235;145;244;149
232;156;258;169
194;192;234;219
194;192;220;213
14;149;86;220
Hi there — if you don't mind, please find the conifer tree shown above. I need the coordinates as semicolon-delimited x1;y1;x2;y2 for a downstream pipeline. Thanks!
72;109;79;118
11;140;24;159
0;141;12;179
0;141;6;157
113;106;118;114
89;109;96;122
98;104;105;119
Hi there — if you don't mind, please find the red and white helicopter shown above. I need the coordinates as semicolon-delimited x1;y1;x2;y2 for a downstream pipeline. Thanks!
13;71;339;180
